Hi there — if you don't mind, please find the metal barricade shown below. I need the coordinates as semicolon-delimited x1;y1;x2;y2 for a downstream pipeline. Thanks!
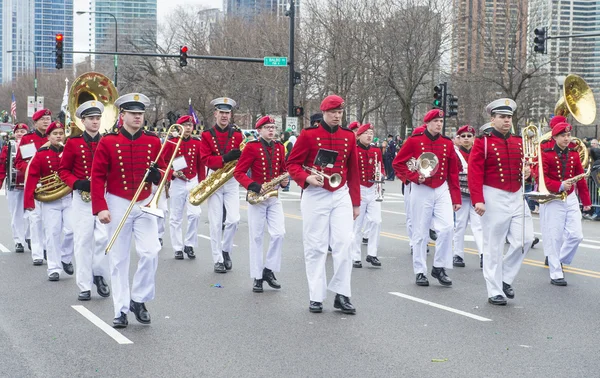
588;177;600;208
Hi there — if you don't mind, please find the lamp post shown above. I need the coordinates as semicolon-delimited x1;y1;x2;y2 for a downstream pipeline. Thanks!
6;50;38;111
76;10;118;86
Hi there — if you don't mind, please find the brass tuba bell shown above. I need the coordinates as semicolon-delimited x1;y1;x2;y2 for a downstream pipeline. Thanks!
554;74;596;125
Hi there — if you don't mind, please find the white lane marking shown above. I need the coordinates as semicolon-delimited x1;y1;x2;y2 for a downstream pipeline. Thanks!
388;292;492;322
280;191;301;196
0;243;11;253
197;234;237;247
71;305;134;345
382;210;406;215
533;231;600;245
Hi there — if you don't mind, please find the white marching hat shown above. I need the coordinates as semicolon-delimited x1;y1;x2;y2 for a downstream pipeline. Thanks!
210;97;237;112
76;100;104;118
485;98;517;116
479;122;493;134
115;93;151;113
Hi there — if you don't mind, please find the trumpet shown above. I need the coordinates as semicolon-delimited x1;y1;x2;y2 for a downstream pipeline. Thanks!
370;152;385;202
303;165;342;188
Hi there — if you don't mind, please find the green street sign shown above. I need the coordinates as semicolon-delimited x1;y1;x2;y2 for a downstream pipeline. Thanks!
264;57;288;67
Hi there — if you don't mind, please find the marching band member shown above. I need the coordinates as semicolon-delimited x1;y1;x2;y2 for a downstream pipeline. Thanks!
0;123;29;252
15;109;51;265
348;121;360;134
24;121;74;281
404;124;427;255
351;123;383;268
393;110;461;287
91;93;165;328
199;97;243;273
468;99;534;305
164;115;205;260
233;115;288;292
539;122;591;286
452;125;483;268
287;94;360;314
58;101;110;300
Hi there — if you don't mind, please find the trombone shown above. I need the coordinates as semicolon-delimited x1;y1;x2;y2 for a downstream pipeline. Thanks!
105;124;185;254
303;165;342;188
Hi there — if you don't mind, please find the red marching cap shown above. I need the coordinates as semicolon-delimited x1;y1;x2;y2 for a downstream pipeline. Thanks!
552;122;572;137
320;95;345;112
13;123;29;132
412;124;426;135
32;108;52;122
356;123;373;136
457;125;475;135
45;121;65;135
176;115;195;125
255;115;275;129
347;121;360;130
549;115;567;129
423;109;444;123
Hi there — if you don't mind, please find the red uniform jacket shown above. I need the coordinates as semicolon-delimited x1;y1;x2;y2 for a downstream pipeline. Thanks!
163;136;206;181
468;129;524;205
91;128;165;215
199;125;244;171
455;145;471;173
0;141;26;190
542;145;592;207
23;144;63;209
14;130;47;174
233;139;286;189
286;122;360;207
58;132;100;189
356;142;385;188
392;130;461;205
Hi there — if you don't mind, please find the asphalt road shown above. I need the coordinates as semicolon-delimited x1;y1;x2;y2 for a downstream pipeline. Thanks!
1;181;599;377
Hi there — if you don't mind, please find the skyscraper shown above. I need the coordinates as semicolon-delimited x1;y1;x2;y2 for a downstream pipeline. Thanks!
223;0;299;18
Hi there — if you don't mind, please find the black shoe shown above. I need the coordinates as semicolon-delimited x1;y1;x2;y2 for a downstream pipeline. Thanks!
129;300;151;324
113;312;128;328
429;229;438;241
15;243;24;253
93;276;110;297
366;255;381;267
544;256;549;266
416;273;429;286
480;254;483;269
353;260;362;268
78;291;91;301
488;295;507;305
253;279;264;293
159;238;163;247
62;261;74;275
184;246;196;259
43;250;47;260
222;251;232;270
174;250;184;260
531;237;540;249
309;301;323;313
262;268;281;289
26;239;31;251
551;278;567;286
33;259;43;266
328;246;332;252
362;238;369;245
502;282;515;299
431;267;452;286
48;272;59;281
333;294;356;314
214;262;227;273
453;255;465;267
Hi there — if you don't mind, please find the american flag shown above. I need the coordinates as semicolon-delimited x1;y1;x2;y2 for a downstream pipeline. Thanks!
10;92;17;122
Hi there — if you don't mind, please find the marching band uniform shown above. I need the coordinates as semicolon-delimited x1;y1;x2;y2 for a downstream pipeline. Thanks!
348;121;360;134
287;95;360;314
468;99;534;305
404;124;427;254
58;101;110;300
163;115;205;260
91;93;165;328
452;125;483;268
539;122;591;286
24;121;74;281
15;109;51;265
233;116;287;292
0;123;29;252
393;110;461;287
199;97;244;273
351;124;383;268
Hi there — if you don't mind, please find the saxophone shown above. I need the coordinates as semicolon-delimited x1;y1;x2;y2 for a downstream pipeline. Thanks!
247;173;289;205
189;139;247;206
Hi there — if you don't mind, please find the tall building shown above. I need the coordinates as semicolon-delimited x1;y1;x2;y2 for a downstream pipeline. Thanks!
197;7;224;50
223;0;299;18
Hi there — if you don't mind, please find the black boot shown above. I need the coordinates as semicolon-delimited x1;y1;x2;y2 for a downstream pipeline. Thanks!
174;250;184;260
502;282;515;299
15;243;24;253
113;312;128;328
353;260;362;268
366;255;381;267
416;273;429;286
129;300;151;324
262;268;281;289
93;276;110;297
429;229;438;241
253;279;264;293
453;255;465;267
309;301;323;313
431;267;452;286
214;262;227;273
333;294;356;314
62;261;74;275
78;291;91;301
184;246;196;259
222;251;232;270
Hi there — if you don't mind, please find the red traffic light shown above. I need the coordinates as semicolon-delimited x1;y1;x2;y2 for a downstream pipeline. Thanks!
181;46;188;53
56;33;63;41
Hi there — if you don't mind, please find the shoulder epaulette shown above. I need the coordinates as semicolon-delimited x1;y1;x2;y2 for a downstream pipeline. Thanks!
306;123;319;129
413;132;425;137
247;139;260;144
231;125;242;133
543;148;554;152
70;135;83;139
191;136;201;141
144;130;160;138
441;135;452;141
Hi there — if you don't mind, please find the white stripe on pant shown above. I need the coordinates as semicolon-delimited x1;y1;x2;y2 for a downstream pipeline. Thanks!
247;196;285;279
72;192;109;292
26;200;45;261
41;195;74;275
301;185;352;302
6;189;28;245
169;177;201;251
206;175;240;263
540;192;583;280
480;185;533;297
352;185;381;261
453;195;483;258
105;193;160;318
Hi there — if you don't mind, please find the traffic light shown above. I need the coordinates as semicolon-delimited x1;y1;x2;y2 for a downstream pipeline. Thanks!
433;85;443;108
179;46;188;67
534;27;547;54
293;106;304;117
55;33;64;69
447;95;458;117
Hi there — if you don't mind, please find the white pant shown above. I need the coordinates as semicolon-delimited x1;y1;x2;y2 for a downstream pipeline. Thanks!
72;193;109;292
404;183;413;247
41;195;74;275
6;189;28;245
409;182;454;274
169;177;202;251
540;192;583;279
247;196;285;279
106;193;160;317
27;200;45;261
453;195;483;258
301;185;353;302
352;185;382;261
157;189;169;240
206;176;240;263
481;186;533;297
